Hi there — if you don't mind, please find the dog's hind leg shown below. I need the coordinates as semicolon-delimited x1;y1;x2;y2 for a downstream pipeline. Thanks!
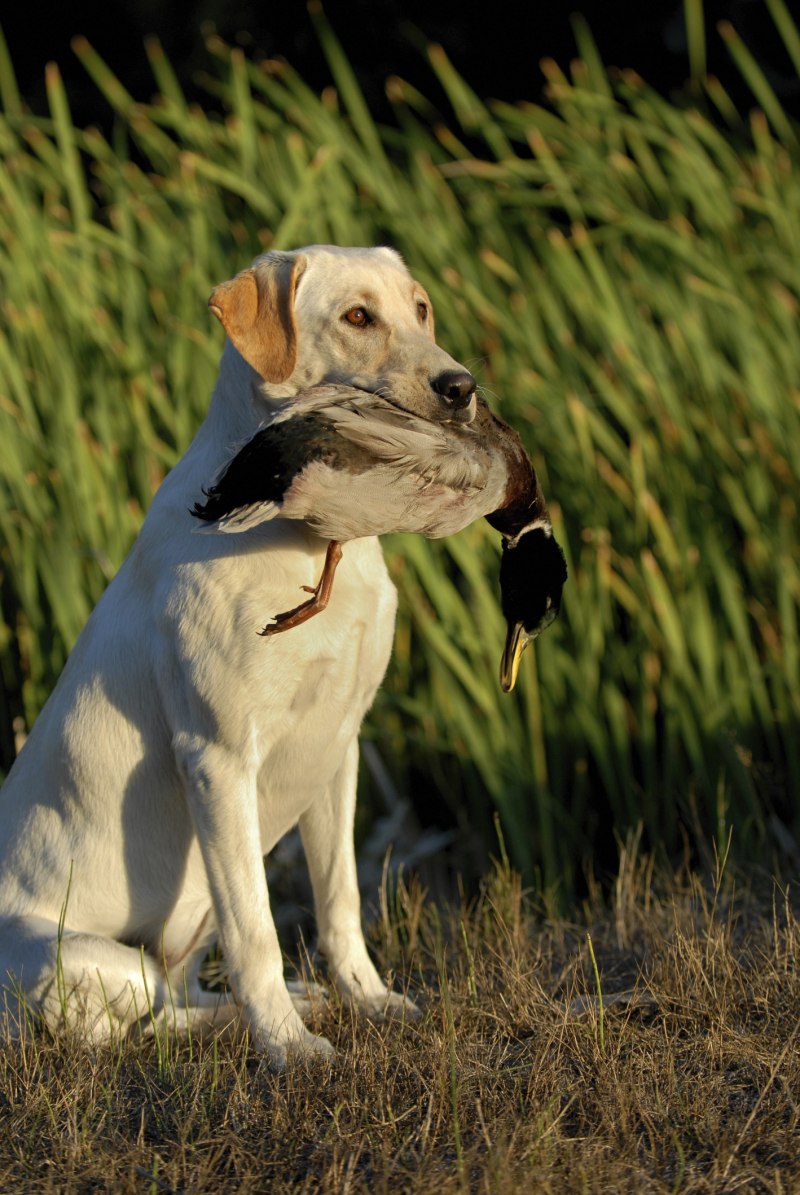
0;915;166;1044
140;991;242;1043
141;982;329;1043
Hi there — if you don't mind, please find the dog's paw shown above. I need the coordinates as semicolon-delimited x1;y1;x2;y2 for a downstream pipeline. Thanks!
258;1026;336;1071
288;1028;336;1063
360;990;421;1024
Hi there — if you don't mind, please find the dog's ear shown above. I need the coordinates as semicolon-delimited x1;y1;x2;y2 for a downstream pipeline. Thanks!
208;254;307;382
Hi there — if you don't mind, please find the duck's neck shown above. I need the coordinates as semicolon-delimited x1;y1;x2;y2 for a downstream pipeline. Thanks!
486;460;550;543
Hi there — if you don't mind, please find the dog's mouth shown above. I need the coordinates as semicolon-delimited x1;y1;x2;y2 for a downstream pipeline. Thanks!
323;374;477;425
445;394;477;424
319;373;394;405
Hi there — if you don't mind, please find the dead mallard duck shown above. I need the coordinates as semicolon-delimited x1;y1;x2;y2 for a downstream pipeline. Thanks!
192;383;567;690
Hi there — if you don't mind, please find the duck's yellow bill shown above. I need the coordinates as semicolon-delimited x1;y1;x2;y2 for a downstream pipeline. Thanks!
499;622;527;693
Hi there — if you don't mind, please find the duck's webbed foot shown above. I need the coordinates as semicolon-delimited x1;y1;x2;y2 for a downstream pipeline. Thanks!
258;541;344;637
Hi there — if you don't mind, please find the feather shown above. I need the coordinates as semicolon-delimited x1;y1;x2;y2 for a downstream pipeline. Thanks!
192;384;532;543
194;500;281;534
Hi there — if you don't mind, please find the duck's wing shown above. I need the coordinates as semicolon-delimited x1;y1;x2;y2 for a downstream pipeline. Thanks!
195;499;282;534
191;416;342;534
317;398;492;491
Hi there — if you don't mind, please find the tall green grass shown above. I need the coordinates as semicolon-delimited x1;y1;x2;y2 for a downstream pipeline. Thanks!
0;4;798;889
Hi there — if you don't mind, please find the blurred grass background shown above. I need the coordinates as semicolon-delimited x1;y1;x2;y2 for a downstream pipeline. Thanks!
0;1;797;895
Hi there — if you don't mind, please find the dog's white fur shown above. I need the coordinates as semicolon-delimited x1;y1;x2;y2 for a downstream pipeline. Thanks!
0;245;473;1064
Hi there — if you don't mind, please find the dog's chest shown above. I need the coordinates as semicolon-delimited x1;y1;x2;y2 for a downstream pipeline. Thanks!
248;540;397;828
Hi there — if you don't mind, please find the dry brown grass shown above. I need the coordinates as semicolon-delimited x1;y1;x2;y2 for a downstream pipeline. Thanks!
0;850;797;1194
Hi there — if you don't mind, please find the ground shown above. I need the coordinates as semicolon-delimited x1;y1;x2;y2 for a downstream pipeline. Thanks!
0;850;797;1193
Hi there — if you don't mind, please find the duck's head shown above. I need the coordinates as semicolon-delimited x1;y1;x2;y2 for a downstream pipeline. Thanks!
498;524;568;693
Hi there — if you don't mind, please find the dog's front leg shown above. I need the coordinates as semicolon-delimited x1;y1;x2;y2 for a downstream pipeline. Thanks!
175;737;334;1065
299;740;420;1021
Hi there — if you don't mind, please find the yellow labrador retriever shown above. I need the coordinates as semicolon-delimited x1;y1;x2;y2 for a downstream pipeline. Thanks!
0;246;476;1065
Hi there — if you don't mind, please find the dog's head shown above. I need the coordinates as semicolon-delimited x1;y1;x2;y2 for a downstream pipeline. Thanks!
209;246;476;423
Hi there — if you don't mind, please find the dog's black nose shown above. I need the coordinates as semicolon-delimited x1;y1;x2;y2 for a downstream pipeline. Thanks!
432;369;477;409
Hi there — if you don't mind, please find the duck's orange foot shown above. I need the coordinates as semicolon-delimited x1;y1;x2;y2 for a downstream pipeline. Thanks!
258;541;343;637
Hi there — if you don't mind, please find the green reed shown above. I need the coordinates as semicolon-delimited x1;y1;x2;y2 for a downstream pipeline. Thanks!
0;2;797;889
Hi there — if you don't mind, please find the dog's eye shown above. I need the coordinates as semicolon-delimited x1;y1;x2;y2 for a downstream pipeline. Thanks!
417;302;429;322
344;307;372;327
